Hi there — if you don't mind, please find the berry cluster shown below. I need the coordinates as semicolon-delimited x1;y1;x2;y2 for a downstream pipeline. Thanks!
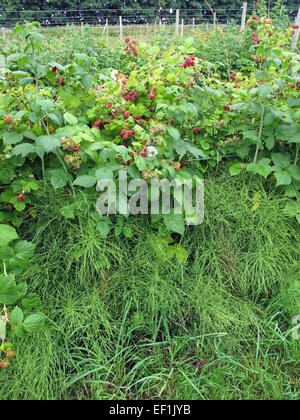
251;33;261;45
183;55;195;68
61;136;80;153
121;88;138;102
120;128;135;141
0;347;15;369
124;37;138;57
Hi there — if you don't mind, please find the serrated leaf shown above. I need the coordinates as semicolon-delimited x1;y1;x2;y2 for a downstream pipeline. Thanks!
14;240;35;261
73;175;97;188
64;112;78;125
22;293;40;309
3;132;23;145
23;314;44;332
163;214;185;236
0;225;19;246
10;306;24;326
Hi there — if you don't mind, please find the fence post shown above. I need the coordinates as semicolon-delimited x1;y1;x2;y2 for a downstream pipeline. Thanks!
181;18;184;39
175;9;179;36
291;6;300;49
1;27;5;41
241;2;247;32
119;16;123;40
106;19;108;40
81;22;83;36
213;12;216;31
192;18;195;31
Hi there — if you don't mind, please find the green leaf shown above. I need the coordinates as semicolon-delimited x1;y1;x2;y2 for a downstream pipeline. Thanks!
36;135;60;153
229;162;242;176
12;143;35;157
14;325;26;338
175;245;188;264
10;306;24;326
0;275;19;305
14;240;35;261
96;220;111;238
23;314;44;333
271;153;290;169
163;214;185;236
0;225;19;246
49;169;72;189
3;132;23;145
64;112;78;126
0;246;14;261
287;166;300;181
274;169;292;186
73;175;97;188
22;293;40;309
60;205;75;219
16;282;28;297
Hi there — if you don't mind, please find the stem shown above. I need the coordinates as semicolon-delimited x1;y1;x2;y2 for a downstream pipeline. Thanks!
294;145;299;166
254;105;265;164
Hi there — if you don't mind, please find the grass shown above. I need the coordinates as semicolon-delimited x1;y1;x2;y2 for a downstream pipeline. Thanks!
0;171;299;400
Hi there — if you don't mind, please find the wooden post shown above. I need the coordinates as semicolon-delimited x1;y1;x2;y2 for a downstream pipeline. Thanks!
106;19;108;40
119;16;122;40
1;27;5;40
241;2;247;32
192;18;195;31
81;22;83;36
181;18;184;39
213;12;216;31
291;6;300;49
175;9;179;36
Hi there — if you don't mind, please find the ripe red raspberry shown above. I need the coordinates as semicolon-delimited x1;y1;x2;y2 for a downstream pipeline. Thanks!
180;162;185;168
107;102;112;107
52;67;57;72
262;57;266;62
94;120;100;126
149;92;155;100
130;152;134;158
133;51;138;57
124;111;130;118
125;37;130;43
123;134;129;140
153;86;158;91
193;128;198;134
128;130;134;136
73;148;80;153
121;128;126;136
122;80;126;85
175;167;180;172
